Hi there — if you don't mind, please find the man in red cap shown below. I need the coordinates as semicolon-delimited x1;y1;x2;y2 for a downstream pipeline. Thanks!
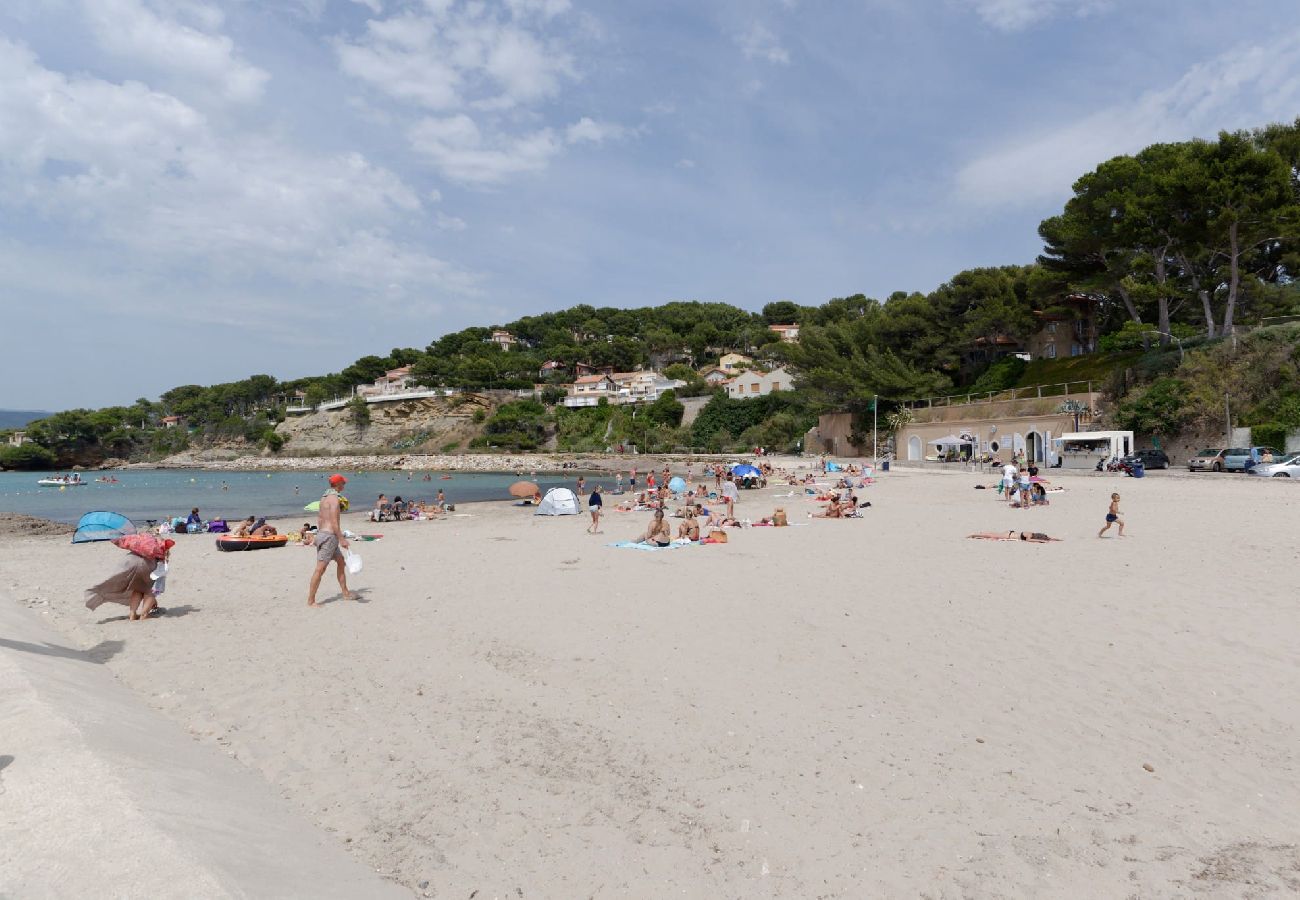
307;474;356;607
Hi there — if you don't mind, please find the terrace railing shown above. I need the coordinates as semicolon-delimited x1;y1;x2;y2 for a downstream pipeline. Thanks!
901;380;1096;411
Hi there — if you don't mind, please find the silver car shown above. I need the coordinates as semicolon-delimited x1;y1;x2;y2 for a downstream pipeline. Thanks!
1250;452;1300;477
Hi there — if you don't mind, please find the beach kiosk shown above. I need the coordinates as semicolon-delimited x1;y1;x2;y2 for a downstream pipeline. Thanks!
1054;431;1134;469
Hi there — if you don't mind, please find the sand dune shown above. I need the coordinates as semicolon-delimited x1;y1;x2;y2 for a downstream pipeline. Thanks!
3;464;1298;897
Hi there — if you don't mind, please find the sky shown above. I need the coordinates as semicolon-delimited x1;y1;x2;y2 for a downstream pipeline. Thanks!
2;0;1298;410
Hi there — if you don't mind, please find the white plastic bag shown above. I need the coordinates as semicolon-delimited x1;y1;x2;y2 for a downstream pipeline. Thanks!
344;549;363;575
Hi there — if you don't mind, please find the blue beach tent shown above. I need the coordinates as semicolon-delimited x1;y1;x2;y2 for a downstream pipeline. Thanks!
667;476;687;494
731;464;761;477
72;511;136;544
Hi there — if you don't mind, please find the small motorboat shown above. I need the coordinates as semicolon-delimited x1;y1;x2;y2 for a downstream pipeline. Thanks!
37;474;87;487
216;534;289;552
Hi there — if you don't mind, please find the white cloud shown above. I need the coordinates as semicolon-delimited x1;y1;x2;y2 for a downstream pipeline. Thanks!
351;0;384;12
80;0;269;102
737;23;790;65
953;32;1300;209
504;0;571;19
336;2;575;111
409;114;560;184
964;0;1114;33
565;117;629;145
0;38;474;297
337;13;462;108
676;158;697;169
435;211;467;230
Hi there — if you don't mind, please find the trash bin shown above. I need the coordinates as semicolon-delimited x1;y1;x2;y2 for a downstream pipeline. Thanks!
1131;462;1145;478
881;459;890;472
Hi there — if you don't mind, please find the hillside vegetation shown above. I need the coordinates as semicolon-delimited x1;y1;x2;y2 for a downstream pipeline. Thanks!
4;120;1300;467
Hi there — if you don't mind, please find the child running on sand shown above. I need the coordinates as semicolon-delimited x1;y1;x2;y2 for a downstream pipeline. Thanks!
1098;492;1126;538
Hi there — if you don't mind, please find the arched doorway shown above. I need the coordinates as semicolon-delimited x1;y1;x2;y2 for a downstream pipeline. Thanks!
1026;431;1042;463
907;435;921;460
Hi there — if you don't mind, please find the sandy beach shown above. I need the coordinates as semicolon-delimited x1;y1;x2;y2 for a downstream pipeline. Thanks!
3;464;1299;897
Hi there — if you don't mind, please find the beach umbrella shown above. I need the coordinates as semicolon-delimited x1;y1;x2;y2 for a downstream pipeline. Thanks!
509;480;539;498
667;476;687;493
928;435;966;445
731;464;761;477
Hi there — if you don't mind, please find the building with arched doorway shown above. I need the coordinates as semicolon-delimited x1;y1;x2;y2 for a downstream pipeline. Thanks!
893;383;1102;465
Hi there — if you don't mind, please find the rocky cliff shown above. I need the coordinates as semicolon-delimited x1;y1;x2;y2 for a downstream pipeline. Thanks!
273;394;493;457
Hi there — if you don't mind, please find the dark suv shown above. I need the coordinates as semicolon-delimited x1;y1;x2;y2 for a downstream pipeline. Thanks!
1122;448;1170;470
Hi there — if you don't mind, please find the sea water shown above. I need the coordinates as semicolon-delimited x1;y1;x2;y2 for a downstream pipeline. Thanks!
0;468;609;525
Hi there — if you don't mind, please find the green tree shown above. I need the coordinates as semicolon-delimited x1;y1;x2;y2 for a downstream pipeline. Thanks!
346;395;370;432
647;389;685;428
0;443;57;470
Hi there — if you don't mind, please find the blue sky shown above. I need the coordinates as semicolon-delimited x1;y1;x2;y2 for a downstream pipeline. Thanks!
2;0;1297;409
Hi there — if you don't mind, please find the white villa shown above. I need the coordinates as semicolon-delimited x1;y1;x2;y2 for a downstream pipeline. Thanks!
564;374;620;407
768;324;800;343
563;371;686;408
356;366;415;398
490;330;517;349
725;367;792;400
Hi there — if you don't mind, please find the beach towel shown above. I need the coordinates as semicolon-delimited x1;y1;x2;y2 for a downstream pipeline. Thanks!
112;533;171;560
607;540;696;551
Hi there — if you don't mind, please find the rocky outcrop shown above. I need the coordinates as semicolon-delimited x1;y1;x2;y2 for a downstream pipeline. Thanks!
273;395;491;457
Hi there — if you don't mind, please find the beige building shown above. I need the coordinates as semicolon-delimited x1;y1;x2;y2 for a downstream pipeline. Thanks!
357;366;415;398
894;386;1102;465
725;367;792;400
564;374;618;407
718;352;753;371
768;324;800;343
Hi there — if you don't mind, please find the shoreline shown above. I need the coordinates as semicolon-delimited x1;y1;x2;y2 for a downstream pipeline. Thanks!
127;450;810;473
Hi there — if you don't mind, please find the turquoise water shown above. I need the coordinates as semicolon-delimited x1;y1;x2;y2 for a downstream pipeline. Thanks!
0;469;605;525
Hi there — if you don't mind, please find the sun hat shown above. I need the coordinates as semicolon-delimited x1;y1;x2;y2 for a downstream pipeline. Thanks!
329;473;347;487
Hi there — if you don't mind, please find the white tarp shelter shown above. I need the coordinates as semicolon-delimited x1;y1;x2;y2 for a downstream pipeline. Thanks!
535;487;580;516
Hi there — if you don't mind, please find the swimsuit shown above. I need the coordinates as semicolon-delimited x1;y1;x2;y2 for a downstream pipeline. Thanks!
1106;513;1118;522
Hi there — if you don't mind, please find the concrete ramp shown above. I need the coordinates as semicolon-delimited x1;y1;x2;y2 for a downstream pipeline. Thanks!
0;597;410;900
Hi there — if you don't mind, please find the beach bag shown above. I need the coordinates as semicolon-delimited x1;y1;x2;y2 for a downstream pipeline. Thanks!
772;508;788;527
707;529;729;543
112;533;171;560
344;549;363;575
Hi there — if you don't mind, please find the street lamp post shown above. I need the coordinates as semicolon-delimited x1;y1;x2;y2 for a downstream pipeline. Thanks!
872;394;878;463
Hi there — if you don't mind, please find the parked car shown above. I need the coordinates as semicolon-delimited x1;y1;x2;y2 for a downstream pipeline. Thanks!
1222;446;1280;472
1250;452;1300;477
1187;448;1227;472
1121;449;1170;470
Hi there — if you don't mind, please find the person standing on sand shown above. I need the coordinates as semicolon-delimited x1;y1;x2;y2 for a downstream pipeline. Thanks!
1098;492;1126;538
1002;460;1018;504
721;473;739;519
587;484;603;534
308;474;357;607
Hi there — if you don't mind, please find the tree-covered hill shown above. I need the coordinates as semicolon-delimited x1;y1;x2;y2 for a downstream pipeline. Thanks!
5;120;1300;468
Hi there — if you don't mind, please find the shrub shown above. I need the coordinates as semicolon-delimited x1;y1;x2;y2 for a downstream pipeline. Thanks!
0;443;57;470
346;395;370;431
1113;377;1189;435
968;356;1026;394
264;430;285;452
1251;423;1288;450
